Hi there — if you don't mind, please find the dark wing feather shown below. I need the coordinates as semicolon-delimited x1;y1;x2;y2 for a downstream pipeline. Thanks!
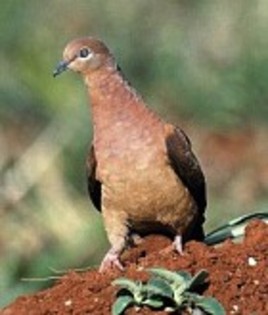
86;145;102;211
166;126;207;239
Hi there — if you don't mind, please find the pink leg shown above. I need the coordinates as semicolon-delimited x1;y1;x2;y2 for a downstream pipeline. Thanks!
160;234;184;256
173;235;184;255
130;233;143;246
99;208;128;272
99;247;124;272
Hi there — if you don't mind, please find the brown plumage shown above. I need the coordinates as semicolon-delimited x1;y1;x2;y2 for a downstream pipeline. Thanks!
54;37;206;271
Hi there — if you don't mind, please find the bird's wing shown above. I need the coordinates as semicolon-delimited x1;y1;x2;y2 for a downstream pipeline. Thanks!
165;125;207;217
86;145;102;211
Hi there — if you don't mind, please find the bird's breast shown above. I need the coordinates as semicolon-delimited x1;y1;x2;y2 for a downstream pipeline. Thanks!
94;121;195;232
92;105;197;234
94;114;163;179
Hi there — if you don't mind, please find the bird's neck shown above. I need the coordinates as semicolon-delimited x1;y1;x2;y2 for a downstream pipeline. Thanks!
84;65;161;137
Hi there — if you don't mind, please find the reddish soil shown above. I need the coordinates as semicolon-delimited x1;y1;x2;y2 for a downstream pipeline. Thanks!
1;220;267;315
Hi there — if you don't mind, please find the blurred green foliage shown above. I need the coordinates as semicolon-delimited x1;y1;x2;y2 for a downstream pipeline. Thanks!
0;0;268;308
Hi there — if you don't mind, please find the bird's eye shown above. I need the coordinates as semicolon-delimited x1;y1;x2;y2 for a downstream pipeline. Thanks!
79;47;91;58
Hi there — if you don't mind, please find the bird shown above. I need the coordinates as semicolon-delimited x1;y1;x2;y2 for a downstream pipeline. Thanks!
53;37;206;272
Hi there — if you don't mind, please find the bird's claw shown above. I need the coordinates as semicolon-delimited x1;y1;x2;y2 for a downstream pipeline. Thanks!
99;251;124;272
159;235;184;256
173;235;184;255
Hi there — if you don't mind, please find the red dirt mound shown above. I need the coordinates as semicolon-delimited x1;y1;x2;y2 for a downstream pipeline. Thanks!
1;220;267;315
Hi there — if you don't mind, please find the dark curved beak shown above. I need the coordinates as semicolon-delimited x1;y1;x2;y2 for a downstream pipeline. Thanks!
53;60;70;77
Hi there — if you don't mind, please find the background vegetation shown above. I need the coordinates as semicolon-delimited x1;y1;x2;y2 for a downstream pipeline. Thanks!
1;0;267;307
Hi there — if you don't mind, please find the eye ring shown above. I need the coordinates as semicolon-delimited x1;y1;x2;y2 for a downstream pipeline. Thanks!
79;47;91;58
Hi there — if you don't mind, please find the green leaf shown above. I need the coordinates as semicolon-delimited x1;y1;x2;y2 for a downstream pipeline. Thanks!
186;293;225;315
195;297;225;315
174;289;188;306
133;289;146;304
112;278;140;295
112;295;134;315
188;270;209;290
176;270;192;283
144;298;164;309
148;268;187;288
146;277;173;298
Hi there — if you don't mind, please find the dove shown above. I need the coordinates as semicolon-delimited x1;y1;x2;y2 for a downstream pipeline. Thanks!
54;37;206;271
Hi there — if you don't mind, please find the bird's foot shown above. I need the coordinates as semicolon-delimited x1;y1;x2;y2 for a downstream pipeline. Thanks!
160;235;184;256
99;249;124;272
130;233;143;246
173;235;184;255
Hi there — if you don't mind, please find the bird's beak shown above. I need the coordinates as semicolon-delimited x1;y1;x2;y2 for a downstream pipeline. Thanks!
53;60;70;77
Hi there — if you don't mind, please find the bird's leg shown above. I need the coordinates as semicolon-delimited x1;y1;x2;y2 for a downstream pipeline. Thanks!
99;209;129;272
160;234;184;255
99;245;125;272
130;233;143;246
173;234;184;255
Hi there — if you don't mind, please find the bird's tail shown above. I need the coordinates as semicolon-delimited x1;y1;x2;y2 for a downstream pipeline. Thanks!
190;223;205;241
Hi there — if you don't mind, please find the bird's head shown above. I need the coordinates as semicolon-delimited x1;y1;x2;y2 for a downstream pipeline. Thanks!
53;37;114;77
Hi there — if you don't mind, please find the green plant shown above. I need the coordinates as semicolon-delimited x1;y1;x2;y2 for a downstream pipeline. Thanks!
111;277;165;314
112;268;225;315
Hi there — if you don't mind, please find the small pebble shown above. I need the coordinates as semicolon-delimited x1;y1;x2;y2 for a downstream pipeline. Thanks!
233;305;239;311
64;299;72;306
230;304;239;314
248;256;257;266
